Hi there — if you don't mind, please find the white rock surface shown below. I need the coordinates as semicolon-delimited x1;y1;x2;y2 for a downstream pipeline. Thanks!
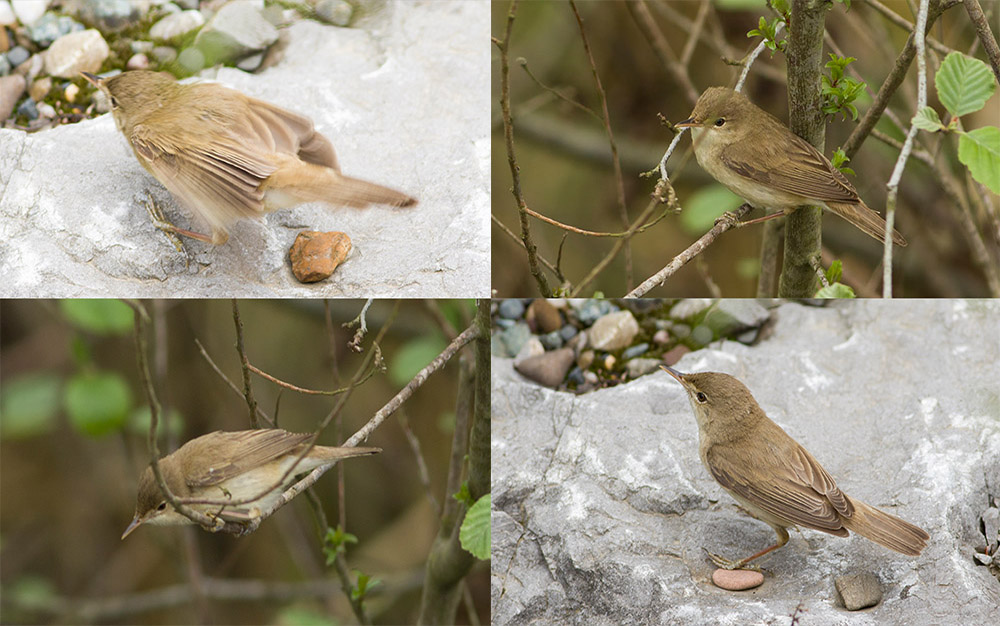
492;300;1000;624
0;1;488;297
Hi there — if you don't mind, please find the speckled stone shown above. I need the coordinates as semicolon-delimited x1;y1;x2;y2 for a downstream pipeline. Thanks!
288;230;352;283
835;572;883;610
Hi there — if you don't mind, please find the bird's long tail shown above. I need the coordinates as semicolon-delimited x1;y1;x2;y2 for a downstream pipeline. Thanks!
264;159;417;209
826;201;907;247
842;498;929;556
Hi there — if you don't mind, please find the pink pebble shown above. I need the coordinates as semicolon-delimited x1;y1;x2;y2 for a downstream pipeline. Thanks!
712;568;764;591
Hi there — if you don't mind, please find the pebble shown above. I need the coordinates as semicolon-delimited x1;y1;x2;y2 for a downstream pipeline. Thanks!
176;45;204;71
0;1;15;26
498;299;525;320
576;349;594;370
16;95;36;119
661;344;690;366
526;298;562;333
588;310;639;351
25;13;83;47
538;330;563;351
574;299;618;325
194;0;278;66
36;100;54;118
28;76;50;101
0;55;9;75
712;568;764;591
514;347;574;389
71;0;143;33
652;328;670;345
622;342;649;360
559;324;578;341
235;51;263;72
44;29;109;78
5;44;28;66
670;298;714;320
0;72;25;119
151;45;178;64
495;323;531;358
130;40;154;54
149;9;204;40
11;0;47;26
513;336;544;362
288;230;352;283
602;354;615;370
126;52;149;70
624;358;660;379
315;0;353;26
835;572;882;610
566;367;585;386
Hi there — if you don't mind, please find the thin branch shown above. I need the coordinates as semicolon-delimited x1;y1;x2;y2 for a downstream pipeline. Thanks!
627;203;754;297
963;0;1000;84
232;300;260;428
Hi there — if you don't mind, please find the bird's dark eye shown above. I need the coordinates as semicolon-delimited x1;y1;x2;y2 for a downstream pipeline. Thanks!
713;118;725;127
156;502;167;511
110;96;119;108
696;392;708;403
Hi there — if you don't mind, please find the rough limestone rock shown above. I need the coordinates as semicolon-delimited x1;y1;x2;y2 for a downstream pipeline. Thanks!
0;1;487;297
492;300;1000;624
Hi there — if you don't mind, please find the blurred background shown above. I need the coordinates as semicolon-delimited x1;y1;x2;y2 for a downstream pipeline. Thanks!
491;0;1000;297
0;299;485;625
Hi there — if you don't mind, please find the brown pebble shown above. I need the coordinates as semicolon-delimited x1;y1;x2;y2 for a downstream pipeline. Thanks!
712;568;764;591
514;347;574;388
527;298;563;333
289;231;352;283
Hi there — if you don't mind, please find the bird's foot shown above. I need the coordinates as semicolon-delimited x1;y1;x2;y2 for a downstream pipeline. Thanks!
142;190;188;255
703;548;760;571
713;211;742;229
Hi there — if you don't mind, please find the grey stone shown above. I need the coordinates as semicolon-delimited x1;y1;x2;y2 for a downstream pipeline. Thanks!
5;45;28;66
194;0;277;66
498;298;525;320
15;96;35;119
573;299;618;325
0;3;487;297
492;300;1000;624
493;323;531;359
69;0;148;32
835;571;883;610
315;0;353;27
559;324;578;341
624;357;660;380
539;330;563;351
670;298;713;319
622;342;649;360
149;9;204;41
25;13;83;47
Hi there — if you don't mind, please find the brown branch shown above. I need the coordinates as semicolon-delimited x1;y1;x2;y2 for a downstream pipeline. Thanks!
492;213;562;279
865;0;959;56
495;0;551;295
626;203;754;297
626;0;700;106
963;0;1000;84
231;300;260;428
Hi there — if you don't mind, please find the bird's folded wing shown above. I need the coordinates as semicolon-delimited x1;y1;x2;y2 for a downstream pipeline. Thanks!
186;430;313;487
720;131;859;203
240;96;340;171
131;124;276;224
707;443;852;534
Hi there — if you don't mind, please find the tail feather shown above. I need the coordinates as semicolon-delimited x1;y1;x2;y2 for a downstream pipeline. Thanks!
826;201;907;247
842;498;929;556
263;159;417;209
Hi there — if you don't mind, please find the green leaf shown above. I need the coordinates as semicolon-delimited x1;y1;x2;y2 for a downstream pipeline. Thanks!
459;494;491;560
453;481;473;507
64;371;131;436
389;336;447;386
936;52;996;117
323;525;359;565
911;107;944;132
350;570;381;601
815;283;856;298
958;126;1000;195
682;185;744;235
127;406;185;439
0;374;61;439
824;260;844;284
59;300;133;335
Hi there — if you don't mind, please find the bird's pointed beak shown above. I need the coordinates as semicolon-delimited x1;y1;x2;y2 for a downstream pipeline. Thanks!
121;513;143;540
80;71;100;87
660;365;695;392
674;116;700;128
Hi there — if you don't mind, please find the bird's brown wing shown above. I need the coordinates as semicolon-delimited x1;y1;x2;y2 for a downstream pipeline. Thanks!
706;440;853;535
183;430;314;487
239;95;340;171
131;122;276;229
720;129;860;204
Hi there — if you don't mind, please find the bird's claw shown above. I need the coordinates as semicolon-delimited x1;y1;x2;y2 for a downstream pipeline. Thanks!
703;548;760;571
